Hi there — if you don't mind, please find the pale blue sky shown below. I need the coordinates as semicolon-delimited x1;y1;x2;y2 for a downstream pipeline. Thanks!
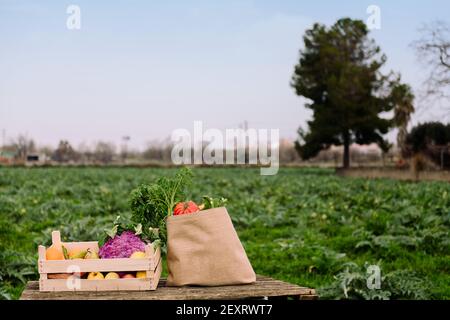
1;0;449;149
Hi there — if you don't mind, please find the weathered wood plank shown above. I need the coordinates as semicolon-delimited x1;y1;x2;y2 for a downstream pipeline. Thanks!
40;278;152;292
20;276;317;300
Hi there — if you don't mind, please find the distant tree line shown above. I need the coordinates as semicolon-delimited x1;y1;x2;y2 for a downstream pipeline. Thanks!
1;138;118;165
0;135;395;166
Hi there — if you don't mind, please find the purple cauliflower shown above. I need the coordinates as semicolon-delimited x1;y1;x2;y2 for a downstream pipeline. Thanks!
99;231;146;259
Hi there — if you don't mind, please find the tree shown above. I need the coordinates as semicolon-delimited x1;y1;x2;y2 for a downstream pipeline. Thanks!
390;81;415;153
405;122;450;170
77;142;94;163
93;141;116;164
405;122;450;153
291;18;394;168
11;135;36;160
120;136;131;163
52;140;78;162
143;138;173;162
413;21;450;102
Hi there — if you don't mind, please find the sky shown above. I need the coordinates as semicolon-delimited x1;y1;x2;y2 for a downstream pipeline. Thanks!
1;0;449;150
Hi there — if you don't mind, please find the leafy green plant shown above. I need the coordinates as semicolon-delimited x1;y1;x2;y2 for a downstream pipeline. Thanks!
385;270;431;299
201;196;228;210
0;286;11;300
129;167;193;252
319;262;431;300
0;249;35;300
0;167;448;299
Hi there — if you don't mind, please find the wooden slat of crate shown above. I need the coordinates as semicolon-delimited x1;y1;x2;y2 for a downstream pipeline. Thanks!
59;241;99;252
40;256;153;273
150;257;162;290
40;277;152;292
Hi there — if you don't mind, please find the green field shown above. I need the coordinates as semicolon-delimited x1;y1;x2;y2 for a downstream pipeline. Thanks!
0;167;449;299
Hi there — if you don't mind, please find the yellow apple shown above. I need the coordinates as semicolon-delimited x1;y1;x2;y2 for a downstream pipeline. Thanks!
87;272;104;280
105;272;120;280
136;271;147;279
130;251;146;259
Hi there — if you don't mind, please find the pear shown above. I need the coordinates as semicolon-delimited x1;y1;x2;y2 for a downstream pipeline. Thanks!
84;248;99;259
69;249;88;259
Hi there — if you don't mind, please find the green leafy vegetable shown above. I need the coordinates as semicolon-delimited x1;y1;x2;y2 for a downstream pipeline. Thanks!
202;196;228;210
129;167;193;252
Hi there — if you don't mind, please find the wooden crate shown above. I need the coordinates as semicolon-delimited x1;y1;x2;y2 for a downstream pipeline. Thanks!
38;231;162;292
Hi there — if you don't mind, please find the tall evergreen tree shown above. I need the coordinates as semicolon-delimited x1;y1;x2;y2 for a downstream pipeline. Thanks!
291;18;394;168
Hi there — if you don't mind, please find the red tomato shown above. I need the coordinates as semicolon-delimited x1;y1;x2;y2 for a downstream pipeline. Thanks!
173;201;200;215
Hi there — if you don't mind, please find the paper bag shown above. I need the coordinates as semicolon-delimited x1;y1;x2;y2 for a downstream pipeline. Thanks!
166;207;256;286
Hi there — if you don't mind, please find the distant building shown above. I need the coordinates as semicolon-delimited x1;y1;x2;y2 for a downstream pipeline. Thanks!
0;150;16;164
25;153;49;165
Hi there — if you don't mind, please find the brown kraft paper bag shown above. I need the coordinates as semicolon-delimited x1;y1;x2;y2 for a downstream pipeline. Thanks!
166;207;256;286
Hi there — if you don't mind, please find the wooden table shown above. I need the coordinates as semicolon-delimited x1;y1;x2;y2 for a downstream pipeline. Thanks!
20;275;317;300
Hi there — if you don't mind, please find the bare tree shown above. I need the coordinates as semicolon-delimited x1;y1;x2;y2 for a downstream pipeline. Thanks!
278;139;301;164
93;141;116;164
52;140;78;162
120;136;131;163
143;138;173;162
77;142;94;163
413;21;450;103
10;135;36;160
